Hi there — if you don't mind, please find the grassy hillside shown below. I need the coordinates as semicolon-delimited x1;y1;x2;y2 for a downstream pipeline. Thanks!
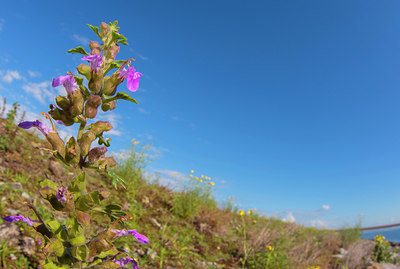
0;105;371;269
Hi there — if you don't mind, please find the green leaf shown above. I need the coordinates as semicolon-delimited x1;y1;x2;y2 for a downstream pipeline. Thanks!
75;194;93;212
116;92;138;104
40;178;58;190
67;46;89;56
46;219;61;233
43;261;66;269
87;24;101;39
105;204;122;211
75;210;90;226
90;190;100;204
72;245;88;261
98;248;119;259
70;234;86;246
47;238;64;257
106;170;127;189
68;172;85;194
97;135;111;147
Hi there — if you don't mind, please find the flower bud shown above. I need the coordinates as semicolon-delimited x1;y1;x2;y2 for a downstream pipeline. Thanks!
84;95;102;119
97;156;117;170
48;107;74;126
88;71;104;93
100;22;109;37
107;44;120;60
76;64;91;81
88;146;107;163
65;137;80;164
101;100;116;112
46;132;65;157
89;41;101;56
55;96;71;111
89;121;112;136
102;74;123;96
78;130;96;156
70;89;84;116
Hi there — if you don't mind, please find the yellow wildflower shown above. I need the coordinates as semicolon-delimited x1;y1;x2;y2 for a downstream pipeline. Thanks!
195;176;199;180
210;182;215;186
267;245;273;251
201;174;204;178
190;174;193;177
199;179;203;183
248;209;253;215
253;220;257;224
239;210;245;216
190;169;194;173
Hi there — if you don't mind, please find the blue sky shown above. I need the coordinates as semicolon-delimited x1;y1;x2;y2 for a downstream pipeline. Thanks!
1;0;400;228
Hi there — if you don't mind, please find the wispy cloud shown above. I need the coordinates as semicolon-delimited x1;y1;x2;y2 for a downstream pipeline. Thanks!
137;53;149;61
0;70;23;83
21;81;53;104
72;34;89;46
27;70;41;78
148;168;188;189
137;107;150;115
322;205;331;211
137;133;153;140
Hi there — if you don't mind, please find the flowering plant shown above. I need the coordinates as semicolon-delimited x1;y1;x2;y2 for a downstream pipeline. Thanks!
3;21;148;268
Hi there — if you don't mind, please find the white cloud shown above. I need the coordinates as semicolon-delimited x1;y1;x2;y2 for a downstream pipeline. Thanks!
27;70;41;78
149;168;188;189
0;70;23;83
282;211;296;223
322;205;331;211
137;107;150;115
21;81;52;104
311;220;328;228
72;34;89;46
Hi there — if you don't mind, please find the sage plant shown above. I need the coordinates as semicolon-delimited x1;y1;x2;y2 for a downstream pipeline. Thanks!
3;21;147;268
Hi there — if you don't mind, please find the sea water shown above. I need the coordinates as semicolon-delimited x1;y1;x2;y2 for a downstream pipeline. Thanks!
361;226;400;243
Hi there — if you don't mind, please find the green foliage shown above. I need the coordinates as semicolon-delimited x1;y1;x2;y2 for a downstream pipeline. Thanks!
372;234;393;263
247;247;290;269
171;180;214;220
0;101;25;152
339;219;363;248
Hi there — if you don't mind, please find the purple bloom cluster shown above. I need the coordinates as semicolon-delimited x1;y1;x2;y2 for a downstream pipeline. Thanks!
110;229;149;244
3;214;35;226
113;256;138;269
119;67;142;92
18;120;53;136
52;73;77;94
81;54;103;72
56;186;68;202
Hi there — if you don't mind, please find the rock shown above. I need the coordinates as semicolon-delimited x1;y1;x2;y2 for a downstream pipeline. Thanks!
146;248;157;260
0;223;20;247
6;208;18;216
49;160;64;177
0;223;37;257
21;192;31;200
10;182;22;189
367;262;400;269
150;217;161;228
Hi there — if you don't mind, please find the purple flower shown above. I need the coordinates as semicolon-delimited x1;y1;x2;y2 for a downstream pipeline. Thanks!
119;67;142;92
18;120;53;136
3;214;35;226
52;74;77;94
110;229;149;244
56;186;67;202
55;120;66;126
81;54;103;72
113;257;138;269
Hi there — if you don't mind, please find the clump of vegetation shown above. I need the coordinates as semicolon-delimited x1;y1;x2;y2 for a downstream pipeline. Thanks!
0;100;25;152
